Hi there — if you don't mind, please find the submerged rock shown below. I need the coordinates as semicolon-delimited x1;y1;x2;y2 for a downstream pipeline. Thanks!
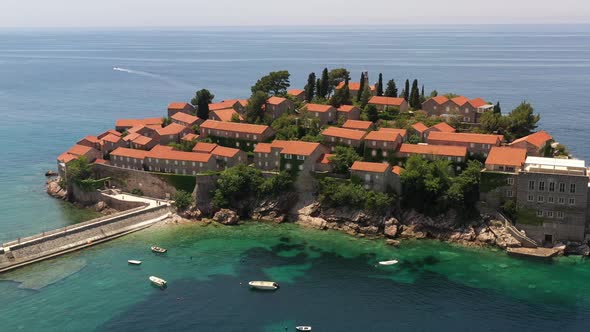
45;170;58;177
213;209;240;225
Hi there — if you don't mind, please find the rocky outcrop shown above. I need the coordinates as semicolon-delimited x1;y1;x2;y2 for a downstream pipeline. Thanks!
213;209;239;225
251;192;298;223
45;170;59;177
46;178;67;200
565;242;590;256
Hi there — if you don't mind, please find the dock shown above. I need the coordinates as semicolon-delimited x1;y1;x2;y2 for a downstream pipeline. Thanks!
506;247;560;259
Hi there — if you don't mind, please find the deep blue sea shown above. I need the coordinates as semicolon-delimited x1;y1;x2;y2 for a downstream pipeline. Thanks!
1;25;590;331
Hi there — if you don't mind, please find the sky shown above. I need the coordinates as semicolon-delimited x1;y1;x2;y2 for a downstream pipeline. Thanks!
1;0;589;27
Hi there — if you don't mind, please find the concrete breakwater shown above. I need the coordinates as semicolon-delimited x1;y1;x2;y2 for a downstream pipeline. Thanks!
0;195;172;274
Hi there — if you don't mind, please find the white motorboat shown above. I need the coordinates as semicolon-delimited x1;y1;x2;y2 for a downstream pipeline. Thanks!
378;260;399;266
248;281;279;290
151;246;167;253
128;260;142;265
296;326;312;331
149;276;167;288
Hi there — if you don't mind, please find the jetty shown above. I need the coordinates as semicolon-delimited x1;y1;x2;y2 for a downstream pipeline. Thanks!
0;190;172;274
506;247;560;259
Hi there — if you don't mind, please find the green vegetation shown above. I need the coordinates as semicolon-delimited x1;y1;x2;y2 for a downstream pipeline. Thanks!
271;113;322;142
192;89;214;120
376;73;384;97
403;79;410;101
365;104;379;123
318;67;330;99
131;188;144;196
65;157;108;192
162;117;172;127
328;146;362;175
251;70;290;96
479;102;540;140
409;79;421;109
173;190;193;210
246;90;270;124
359;85;372;109
516;207;545;226
328;68;350;96
329;76;352;108
357;72;365;102
304;72;316;102
480;172;510;193
318;177;393;213
168;139;197;152
384;79;398;97
153;173;196;192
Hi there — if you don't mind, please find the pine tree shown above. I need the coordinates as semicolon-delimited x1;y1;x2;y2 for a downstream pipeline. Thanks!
421;85;425;98
360;85;372;109
404;79;410;101
494;102;502;115
341;76;352;105
304;72;316;102
366;104;379;123
409;79;420;108
319;67;329;99
357;72;366;102
384;79;398;97
376;73;384;96
315;78;321;101
191;89;214;120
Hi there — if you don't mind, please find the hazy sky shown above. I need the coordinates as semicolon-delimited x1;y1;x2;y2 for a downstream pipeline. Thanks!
1;0;589;27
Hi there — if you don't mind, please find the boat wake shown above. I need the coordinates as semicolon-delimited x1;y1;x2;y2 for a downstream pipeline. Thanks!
112;67;193;89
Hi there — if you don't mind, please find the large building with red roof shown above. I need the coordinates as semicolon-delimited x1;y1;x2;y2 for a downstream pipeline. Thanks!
364;129;404;161
157;123;193;145
350;161;397;193
336;105;361;121
421;95;493;124
115;118;163;132
193;142;246;169
479;147;528;209
253;140;328;173
398;143;468;163
303;104;337;125
199;120;274;151
509;130;553;156
368;96;409;113
265;96;295;120
321;126;367;150
426;131;503;156
144;145;216;175
167;102;195;118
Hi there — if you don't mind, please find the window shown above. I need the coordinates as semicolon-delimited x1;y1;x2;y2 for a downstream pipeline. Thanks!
507;178;514;185
372;141;376;146
569;198;575;205
570;183;576;193
236;142;240;147
331;137;335;142
546;211;554;218
258;161;262;166
507;190;513;198
169;135;173;140
297;155;305;161
527;195;534;202
559;183;566;193
371;150;377;157
165;160;169;165
528;180;535;190
538;196;544;203
365;174;371;181
148;157;152;162
383;151;388;157
192;162;195;167
549;182;555;192
548;196;554;204
235;133;239;138
298;165;304;171
174;160;178;165
199;162;203;167
539;181;545;191
558;197;565;205
536;210;543;217
557;211;565;219
285;163;292;170
182;161;186;166
315;113;319;117
470;143;475;148
265;162;268;167
253;135;258;140
347;140;352;144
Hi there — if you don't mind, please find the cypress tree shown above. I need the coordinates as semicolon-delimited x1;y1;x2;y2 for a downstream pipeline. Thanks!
360;85;372;109
404;79;410;101
320;67;329;99
342;76;352;105
304;72;316;102
421;85;425;98
409;79;420;108
316;78;321;101
494;102;502;115
384;79;398;97
366;104;379;123
376;73;384;96
357;72;366;102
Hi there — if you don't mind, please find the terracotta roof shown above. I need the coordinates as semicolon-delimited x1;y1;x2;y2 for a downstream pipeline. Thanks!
427;132;503;145
485;147;527;167
365;130;402;142
321;127;367;140
431;122;456;133
279;141;322;156
93;158;109;165
369;96;406;106
392;166;403;175
116;118;163;128
193;142;218;153
336;82;376;91
146;145;212;163
211;145;241;158
98;129;121;139
337;105;359;113
451;96;469;106
351;161;389;173
253;142;272;153
468;98;488;108
57;152;77;163
101;133;122;143
168;102;192;110
342;120;372;131
411;122;429;133
399;144;467;157
78;135;99;144
319;153;335;164
209;100;240;111
510;130;553;148
157;123;188;136
430;96;449;105
211;108;244;122
181;133;199;142
132;135;153;146
200;120;270;135
68;144;94;156
288;89;305;96
305;103;334;113
239;100;249;107
267;96;288;105
379;128;408;137
171;112;199;124
111;147;148;160
123;132;141;142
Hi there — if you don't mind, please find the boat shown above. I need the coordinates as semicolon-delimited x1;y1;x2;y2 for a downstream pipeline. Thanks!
128;260;142;265
296;326;312;331
149;276;167;288
248;281;279;290
378;260;399;266
151;246;167;253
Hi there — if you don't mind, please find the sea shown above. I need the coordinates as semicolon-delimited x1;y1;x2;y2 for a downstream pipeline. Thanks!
0;25;590;331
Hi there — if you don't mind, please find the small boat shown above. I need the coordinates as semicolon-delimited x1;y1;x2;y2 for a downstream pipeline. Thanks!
248;281;279;291
128;260;142;265
378;260;399;266
296;326;312;331
149;276;167;288
151;246;167;253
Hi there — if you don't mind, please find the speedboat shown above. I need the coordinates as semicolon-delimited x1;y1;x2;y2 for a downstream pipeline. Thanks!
151;246;167;253
248;281;279;290
296;326;312;331
378;260;399;266
128;260;142;265
149;276;167;288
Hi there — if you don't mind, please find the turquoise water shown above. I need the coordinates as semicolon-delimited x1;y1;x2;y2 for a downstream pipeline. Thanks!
1;25;590;330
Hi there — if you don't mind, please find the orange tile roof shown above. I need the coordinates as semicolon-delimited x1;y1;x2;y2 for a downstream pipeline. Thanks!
193;142;218;153
451;96;469;106
157;123;188;136
319;153;335;164
116;118;162;128
171;112;199;124
211;108;244;122
279;141;322;156
428;132;503;145
209;100;240;111
379;128;408;137
468;98;488;108
239;99;248;107
267;96;288;105
305;103;334;113
399;144;467;157
365;130;402;142
288;89;305;96
147;145;212;163
254;142;272;153
132;135;153;146
369;96;406;106
430;96;449;105
411;122;429;133
168;102;191;110
101;133;122;143
57;152;77;163
342;120;372;131
200;120;270;135
68;144;94;156
431;122;456;133
321;127;367;140
510;130;553;148
181;133;199;141
123;132;141;142
336;82;376;91
78;135;99;144
485;147;527;167
392;166;403;175
111;147;148;160
93;158;109;165
351;161;389;173
211;145;240;158
337;105;359;113
98;129;121;139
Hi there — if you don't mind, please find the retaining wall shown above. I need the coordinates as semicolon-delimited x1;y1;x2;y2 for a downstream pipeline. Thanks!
94;163;181;199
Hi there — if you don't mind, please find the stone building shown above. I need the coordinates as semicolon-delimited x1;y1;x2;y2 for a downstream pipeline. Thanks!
368;96;409;113
336;105;361;121
321;127;367;151
167;102;195;118
350;161;394;193
302;104;337;126
509;130;553;156
199;120;274;151
110;147;148;171
427;132;503;156
144;145;216;175
479;146;527;209
265;96;295;120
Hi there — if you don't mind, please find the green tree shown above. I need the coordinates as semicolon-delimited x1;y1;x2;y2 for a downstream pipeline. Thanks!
304;72;316;102
168;139;197;152
328;146;362;175
250;70;290;96
213;165;264;208
506;102;540;139
403;79;410;101
429;90;438;98
246;91;269;124
376;73;384;96
493;101;502;115
366;104;379;123
359;85;372;109
191;89;214;120
420;85;425;102
65;156;93;186
409;79;420;108
328;68;351;95
315;78;322;101
173;190;193;210
162;117;172;127
384;79;398;97
357;72;366;102
319;67;330;99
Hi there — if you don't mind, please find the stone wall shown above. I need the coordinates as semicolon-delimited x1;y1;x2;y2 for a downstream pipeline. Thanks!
70;185;147;211
94;163;181;199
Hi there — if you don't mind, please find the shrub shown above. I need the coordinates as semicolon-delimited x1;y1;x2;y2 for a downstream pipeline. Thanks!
173;190;193;210
131;189;144;196
318;177;393;213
